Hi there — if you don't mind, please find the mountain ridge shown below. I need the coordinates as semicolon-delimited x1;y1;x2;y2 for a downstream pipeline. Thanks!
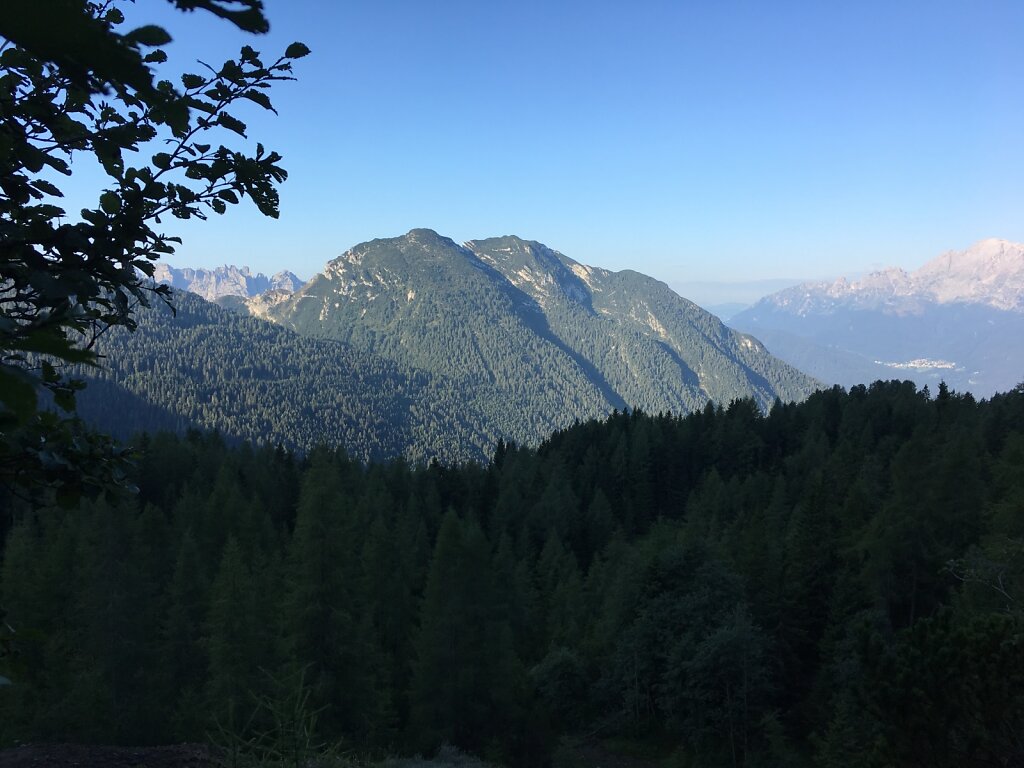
757;238;1024;316
256;229;819;417
153;263;303;302
731;238;1024;396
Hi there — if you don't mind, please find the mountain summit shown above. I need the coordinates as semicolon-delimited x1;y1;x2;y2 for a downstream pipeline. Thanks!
914;238;1024;310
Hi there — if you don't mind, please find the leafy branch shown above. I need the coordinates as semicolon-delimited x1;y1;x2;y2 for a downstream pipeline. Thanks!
0;0;308;502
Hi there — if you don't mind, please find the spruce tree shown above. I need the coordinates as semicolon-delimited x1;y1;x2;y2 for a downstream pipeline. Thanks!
410;510;524;756
162;530;211;740
206;536;261;734
284;453;375;738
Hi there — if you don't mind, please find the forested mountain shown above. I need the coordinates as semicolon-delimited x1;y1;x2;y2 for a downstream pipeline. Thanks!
259;229;817;416
81;231;818;462
3;382;1023;767
469;236;811;412
732;238;1024;395
77;291;493;463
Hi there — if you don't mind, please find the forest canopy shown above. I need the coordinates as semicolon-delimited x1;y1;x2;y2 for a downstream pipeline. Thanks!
2;380;1023;767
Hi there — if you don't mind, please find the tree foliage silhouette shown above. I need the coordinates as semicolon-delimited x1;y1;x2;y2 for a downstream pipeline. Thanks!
0;0;308;501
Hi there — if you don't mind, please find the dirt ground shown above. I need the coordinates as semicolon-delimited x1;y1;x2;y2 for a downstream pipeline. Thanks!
0;743;220;768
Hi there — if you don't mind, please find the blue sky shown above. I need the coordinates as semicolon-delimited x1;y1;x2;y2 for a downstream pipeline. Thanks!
112;0;1024;293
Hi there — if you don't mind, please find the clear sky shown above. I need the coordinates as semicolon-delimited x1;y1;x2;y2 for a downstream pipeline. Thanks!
112;0;1024;290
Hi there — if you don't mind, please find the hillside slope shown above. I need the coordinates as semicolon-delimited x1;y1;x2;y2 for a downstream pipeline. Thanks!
81;291;492;463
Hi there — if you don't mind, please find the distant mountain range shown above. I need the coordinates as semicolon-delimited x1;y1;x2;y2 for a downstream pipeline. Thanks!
85;230;819;462
153;263;303;302
731;238;1024;396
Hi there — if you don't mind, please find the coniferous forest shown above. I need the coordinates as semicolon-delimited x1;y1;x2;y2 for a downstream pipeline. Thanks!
2;380;1023;767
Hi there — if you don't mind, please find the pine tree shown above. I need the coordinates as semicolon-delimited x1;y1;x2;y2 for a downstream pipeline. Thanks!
409;510;524;755
206;536;262;734
284;453;375;739
162;530;211;739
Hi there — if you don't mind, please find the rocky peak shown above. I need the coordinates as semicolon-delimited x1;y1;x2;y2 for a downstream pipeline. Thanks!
270;270;304;293
154;263;303;302
913;238;1024;310
466;235;593;305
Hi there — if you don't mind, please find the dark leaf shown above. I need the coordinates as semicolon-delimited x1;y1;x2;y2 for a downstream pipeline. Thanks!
170;0;269;34
241;89;275;112
240;45;261;65
0;367;38;417
53;387;77;413
100;191;121;214
126;25;173;47
217;113;247;136
30;179;64;197
187;95;216;114
219;59;244;83
32;203;67;219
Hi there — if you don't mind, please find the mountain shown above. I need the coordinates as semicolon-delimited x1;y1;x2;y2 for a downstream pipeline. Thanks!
83;230;818;461
255;229;817;419
153;263;303;302
731;239;1024;395
913;238;1024;309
